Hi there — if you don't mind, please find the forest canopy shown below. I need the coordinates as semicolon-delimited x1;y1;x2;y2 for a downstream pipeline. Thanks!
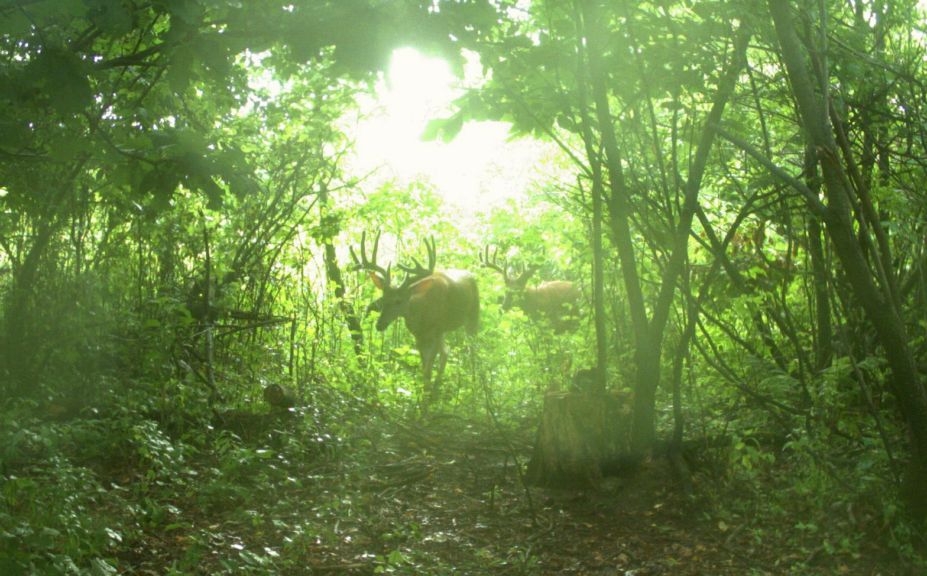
2;0;927;574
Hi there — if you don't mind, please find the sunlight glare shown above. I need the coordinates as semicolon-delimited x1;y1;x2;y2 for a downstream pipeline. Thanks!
351;48;555;217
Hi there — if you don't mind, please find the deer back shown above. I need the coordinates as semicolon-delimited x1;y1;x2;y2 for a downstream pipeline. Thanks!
523;280;580;320
404;270;479;339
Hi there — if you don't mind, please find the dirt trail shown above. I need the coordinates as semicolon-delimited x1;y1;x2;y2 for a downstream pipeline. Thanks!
296;412;767;575
135;406;903;575
314;409;907;575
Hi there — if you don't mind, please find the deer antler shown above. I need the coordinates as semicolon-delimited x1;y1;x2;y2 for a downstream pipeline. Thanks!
510;262;536;285
480;245;511;283
351;230;391;288
397;236;437;286
481;246;538;288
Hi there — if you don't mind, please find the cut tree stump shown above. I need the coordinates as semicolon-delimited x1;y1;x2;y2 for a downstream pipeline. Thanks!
525;390;630;487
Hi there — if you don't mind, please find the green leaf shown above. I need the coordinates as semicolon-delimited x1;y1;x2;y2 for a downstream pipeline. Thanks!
28;47;93;115
90;558;118;575
51;64;92;115
88;0;134;36
0;120;32;151
47;133;86;162
422;114;464;142
0;11;33;36
166;0;205;26
196;35;232;81
140;167;180;212
193;174;225;209
167;45;198;93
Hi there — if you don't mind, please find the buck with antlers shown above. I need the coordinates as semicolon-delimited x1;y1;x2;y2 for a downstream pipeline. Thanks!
353;232;480;403
481;246;581;333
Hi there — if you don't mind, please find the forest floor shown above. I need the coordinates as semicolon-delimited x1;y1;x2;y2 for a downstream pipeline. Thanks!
116;395;914;575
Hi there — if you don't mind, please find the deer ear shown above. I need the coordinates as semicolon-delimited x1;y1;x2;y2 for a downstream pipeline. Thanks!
410;276;435;296
369;272;384;290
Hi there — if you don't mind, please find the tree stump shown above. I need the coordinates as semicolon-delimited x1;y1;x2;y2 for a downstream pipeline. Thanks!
525;390;630;487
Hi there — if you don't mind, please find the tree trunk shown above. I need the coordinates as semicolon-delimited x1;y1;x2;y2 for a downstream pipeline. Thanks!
526;390;630;487
3;219;58;393
806;216;832;371
323;241;364;356
573;6;609;394
769;0;927;517
589;153;609;394
582;3;751;454
319;183;364;357
804;146;832;372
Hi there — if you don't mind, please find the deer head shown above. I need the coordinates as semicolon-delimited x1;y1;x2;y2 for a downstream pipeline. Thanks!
480;245;536;310
351;231;436;331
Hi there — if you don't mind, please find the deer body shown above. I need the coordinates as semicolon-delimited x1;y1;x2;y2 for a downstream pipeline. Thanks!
354;234;479;402
482;247;581;333
518;280;581;329
399;270;479;386
403;271;479;337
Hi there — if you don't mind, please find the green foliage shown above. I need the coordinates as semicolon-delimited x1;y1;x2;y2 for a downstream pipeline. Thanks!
2;0;927;573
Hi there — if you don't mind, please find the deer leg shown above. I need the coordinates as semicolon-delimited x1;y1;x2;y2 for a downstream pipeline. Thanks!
418;337;439;407
418;336;449;408
434;336;448;386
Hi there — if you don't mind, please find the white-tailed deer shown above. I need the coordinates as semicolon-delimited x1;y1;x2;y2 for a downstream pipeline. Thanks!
353;232;479;402
481;246;581;333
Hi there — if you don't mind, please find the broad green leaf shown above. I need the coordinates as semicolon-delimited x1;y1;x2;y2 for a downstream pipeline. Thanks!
422;114;464;142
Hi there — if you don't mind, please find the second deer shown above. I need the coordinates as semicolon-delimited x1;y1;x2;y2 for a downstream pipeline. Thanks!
481;246;581;333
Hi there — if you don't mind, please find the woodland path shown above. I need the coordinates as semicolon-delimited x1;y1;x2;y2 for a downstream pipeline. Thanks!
126;397;903;575
291;408;905;575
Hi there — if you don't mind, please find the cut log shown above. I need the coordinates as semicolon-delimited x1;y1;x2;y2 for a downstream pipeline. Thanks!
525;390;631;487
